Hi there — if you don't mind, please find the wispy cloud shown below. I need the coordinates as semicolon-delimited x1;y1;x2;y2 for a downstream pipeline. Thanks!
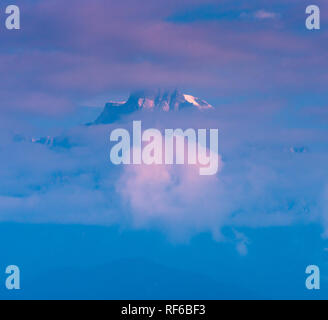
240;9;279;21
233;230;250;256
254;10;279;20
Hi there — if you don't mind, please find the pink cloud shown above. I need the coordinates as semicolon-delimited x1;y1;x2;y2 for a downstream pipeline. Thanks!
117;160;228;238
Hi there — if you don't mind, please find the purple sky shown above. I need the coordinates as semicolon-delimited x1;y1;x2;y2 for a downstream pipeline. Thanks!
0;0;327;115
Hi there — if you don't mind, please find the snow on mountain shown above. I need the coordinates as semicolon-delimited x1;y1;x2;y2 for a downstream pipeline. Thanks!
183;94;213;110
93;89;213;125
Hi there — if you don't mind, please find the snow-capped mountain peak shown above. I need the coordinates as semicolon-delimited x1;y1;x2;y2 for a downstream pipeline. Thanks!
183;94;213;110
94;89;213;124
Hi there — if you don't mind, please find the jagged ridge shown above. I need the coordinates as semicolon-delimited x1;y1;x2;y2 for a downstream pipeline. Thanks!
93;89;213;125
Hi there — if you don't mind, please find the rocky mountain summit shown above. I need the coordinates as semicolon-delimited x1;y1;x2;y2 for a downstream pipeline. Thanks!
93;89;213;124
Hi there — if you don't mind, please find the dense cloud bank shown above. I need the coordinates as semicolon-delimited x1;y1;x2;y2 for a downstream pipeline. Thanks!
0;103;327;243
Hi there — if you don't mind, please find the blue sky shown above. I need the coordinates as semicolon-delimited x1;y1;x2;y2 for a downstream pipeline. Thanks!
0;0;328;299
